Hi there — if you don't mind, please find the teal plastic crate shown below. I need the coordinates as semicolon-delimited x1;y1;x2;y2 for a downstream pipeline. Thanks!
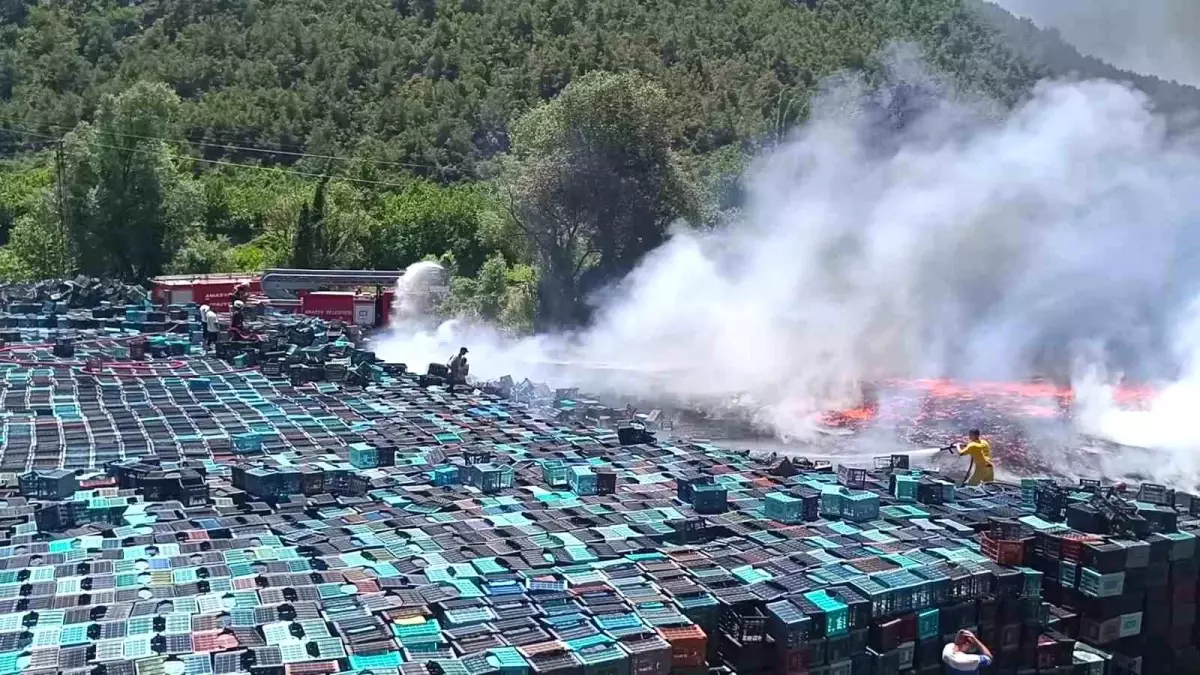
432;465;460;486
801;589;849;636
540;460;571;488
1079;568;1124;598
1060;561;1079;589
568;466;598;496
691;483;728;514
348;442;378;469
841;490;880;522
232;431;263;453
763;492;801;523
1017;567;1043;598
917;608;939;640
488;647;529;675
893;474;919;502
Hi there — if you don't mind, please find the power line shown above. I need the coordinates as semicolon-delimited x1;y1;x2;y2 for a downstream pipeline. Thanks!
0;114;450;174
0;124;418;190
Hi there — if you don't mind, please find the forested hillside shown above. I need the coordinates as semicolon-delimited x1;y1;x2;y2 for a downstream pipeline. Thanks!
0;0;1193;328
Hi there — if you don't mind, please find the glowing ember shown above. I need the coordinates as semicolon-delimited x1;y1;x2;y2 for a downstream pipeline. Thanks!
816;378;1158;478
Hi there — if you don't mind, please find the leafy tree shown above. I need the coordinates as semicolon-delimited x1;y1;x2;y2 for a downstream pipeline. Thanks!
369;181;500;274
505;71;699;327
166;232;236;275
443;254;537;331
5;197;70;280
0;159;52;246
60;81;192;280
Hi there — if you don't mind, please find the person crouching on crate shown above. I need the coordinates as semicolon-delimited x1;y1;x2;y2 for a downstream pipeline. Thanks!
944;630;993;672
446;347;469;393
949;428;994;485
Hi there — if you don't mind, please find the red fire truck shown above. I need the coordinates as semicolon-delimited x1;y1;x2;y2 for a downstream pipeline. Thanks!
151;273;261;312
150;268;447;328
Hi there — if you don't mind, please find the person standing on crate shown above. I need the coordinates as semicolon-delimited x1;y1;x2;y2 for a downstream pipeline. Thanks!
944;630;993;672
201;305;219;351
948;428;994;486
447;347;469;393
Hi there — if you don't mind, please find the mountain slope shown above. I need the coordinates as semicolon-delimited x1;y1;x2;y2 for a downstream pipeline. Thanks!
0;0;1046;178
971;0;1200;114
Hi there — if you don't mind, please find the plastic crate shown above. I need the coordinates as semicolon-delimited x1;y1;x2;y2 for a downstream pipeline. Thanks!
619;634;670;675
657;625;706;668
1018;567;1044;598
719;605;769;645
981;534;1025;566
464;463;515;493
800;589;850;637
348;443;378;469
691;483;728;514
1059;562;1079;589
838;465;867;489
765;492;808;524
541;460;571;488
766;599;811;649
841;490;880;522
915;479;946;506
987;517;1024;541
1035;485;1068;521
432;466;460;486
232;432;264;454
892;475;918;503
568;466;598;496
916;609;939;640
1084;614;1118;638
1072;646;1110;675
1078;568;1125;598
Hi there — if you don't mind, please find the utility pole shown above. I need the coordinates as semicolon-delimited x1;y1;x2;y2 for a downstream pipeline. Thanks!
54;138;68;275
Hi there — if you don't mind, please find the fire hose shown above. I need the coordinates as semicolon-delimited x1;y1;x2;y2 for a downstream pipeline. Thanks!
941;444;973;486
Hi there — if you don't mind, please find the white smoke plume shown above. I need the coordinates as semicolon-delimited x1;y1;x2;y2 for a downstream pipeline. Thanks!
378;59;1200;483
989;0;1200;87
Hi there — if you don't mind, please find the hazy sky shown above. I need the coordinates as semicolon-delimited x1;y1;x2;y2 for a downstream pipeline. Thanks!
992;0;1200;87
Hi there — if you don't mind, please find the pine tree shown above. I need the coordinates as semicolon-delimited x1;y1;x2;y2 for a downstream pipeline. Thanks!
310;179;328;268
292;203;313;268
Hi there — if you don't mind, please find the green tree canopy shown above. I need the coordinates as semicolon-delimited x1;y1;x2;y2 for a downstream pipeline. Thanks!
62;81;197;279
506;71;699;327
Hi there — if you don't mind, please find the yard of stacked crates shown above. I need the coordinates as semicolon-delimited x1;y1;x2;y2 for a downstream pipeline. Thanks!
0;302;1196;675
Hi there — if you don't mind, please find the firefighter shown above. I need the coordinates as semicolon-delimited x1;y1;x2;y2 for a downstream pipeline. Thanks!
230;300;246;335
949;428;994;486
231;282;249;306
447;347;469;393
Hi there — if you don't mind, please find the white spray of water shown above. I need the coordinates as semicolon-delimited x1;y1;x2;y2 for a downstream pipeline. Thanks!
390;260;450;327
378;62;1200;484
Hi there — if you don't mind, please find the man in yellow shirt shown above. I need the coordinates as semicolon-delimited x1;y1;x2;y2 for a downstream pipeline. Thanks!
955;429;994;485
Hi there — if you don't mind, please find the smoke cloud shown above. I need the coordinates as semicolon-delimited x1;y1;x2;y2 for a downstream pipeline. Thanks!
989;0;1200;87
378;57;1200;483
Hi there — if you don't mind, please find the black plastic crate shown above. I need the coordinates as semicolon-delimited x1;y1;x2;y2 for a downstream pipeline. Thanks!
1035;486;1067;522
